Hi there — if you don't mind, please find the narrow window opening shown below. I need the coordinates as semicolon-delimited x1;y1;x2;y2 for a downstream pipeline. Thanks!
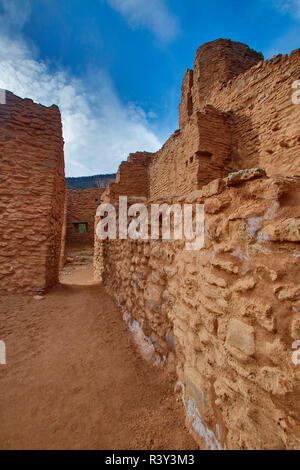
79;223;87;233
73;222;88;233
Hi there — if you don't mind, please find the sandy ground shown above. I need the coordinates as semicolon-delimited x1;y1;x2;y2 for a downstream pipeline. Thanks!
0;247;197;450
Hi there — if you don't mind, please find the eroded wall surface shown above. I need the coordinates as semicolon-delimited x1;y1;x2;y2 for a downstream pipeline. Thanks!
183;40;300;177
66;188;105;245
0;91;65;293
94;39;300;449
102;152;152;204
149;40;300;200
97;171;300;449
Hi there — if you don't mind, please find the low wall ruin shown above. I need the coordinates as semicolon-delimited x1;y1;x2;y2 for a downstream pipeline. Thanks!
97;171;300;449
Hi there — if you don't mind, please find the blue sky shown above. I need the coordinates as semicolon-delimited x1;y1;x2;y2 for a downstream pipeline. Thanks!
0;0;299;176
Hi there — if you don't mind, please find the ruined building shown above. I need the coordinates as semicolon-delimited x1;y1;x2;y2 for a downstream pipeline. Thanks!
95;40;300;449
1;38;300;449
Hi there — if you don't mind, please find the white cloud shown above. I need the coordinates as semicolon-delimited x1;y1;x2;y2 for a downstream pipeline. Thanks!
262;1;300;57
0;0;162;176
268;0;300;19
104;0;178;41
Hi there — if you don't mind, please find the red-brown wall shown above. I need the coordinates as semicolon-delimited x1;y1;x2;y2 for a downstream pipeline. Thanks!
0;91;66;293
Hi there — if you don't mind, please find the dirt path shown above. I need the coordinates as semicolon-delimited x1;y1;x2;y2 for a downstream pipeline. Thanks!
0;248;197;450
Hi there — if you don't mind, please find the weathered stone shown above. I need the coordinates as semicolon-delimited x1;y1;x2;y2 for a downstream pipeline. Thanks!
212;259;239;274
202;178;225;198
275;285;300;301
163;267;177;278
226;319;255;356
166;331;176;351
187;190;203;202
205;196;230;214
263;218;300;242
255;265;278;282
243;302;275;332
226;168;266;186
203;271;227;288
291;315;300;340
33;295;45;301
257;367;292;396
184;367;215;423
232;277;256;293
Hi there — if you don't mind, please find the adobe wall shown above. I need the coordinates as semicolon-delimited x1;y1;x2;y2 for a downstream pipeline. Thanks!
0;91;65;293
66;188;105;246
97;170;300;449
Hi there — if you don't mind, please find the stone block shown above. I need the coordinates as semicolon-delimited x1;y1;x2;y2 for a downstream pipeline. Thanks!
226;319;255;356
291;315;300;340
225;168;266;186
202;178;225;198
257;367;292;396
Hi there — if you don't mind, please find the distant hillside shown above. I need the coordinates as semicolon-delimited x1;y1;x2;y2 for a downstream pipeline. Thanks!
66;173;116;190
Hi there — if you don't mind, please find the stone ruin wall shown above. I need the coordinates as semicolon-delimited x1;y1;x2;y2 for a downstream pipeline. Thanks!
189;40;300;177
102;151;152;203
94;40;300;449
149;106;234;199
149;40;264;201
0;92;66;293
93;152;151;280
66;188;105;246
149;40;300;201
98;171;300;450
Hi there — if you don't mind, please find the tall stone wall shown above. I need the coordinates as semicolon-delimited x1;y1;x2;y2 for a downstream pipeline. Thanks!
99;40;296;204
182;40;300;178
150;39;300;201
66;188;105;246
187;39;264;121
94;39;300;449
97;171;300;449
0;91;65;293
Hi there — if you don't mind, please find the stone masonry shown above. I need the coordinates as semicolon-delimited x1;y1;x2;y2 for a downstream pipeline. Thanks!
0;91;65;293
66;188;106;246
95;40;300;449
